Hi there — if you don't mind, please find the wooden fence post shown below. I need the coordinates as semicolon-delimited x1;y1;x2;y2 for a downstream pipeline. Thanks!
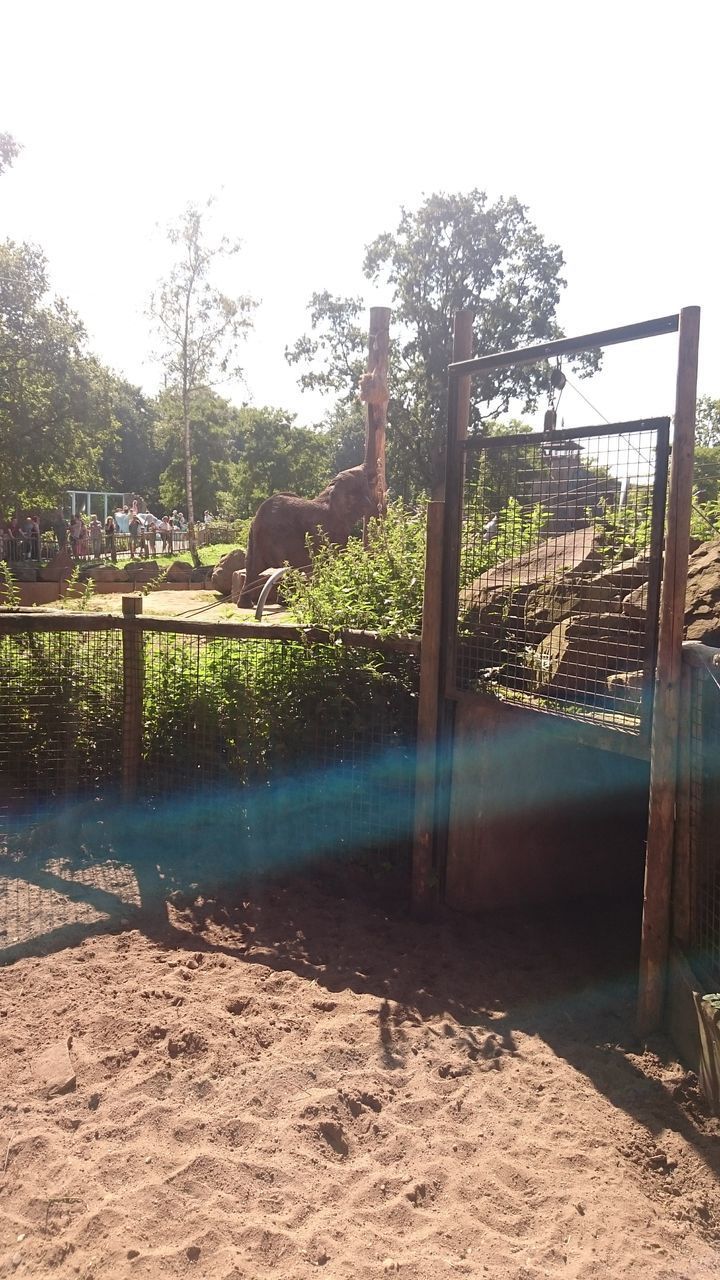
361;306;391;533
122;594;144;802
638;305;701;1035
412;499;445;916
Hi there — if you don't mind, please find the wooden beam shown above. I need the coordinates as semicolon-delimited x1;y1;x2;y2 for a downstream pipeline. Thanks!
412;500;445;916
0;609;421;655
638;305;701;1035
361;306;391;523
672;661;693;949
440;310;474;699
449;314;680;378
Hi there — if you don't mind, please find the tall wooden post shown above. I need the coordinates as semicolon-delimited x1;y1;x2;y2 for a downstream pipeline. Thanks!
638;306;700;1035
440;311;474;697
411;499;445;915
360;306;391;531
122;594;144;803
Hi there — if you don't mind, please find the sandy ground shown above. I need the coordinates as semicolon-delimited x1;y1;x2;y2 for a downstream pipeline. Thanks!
36;591;291;624
1;871;719;1280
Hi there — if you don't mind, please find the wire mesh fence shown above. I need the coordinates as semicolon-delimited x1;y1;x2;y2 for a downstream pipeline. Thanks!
0;617;419;870
455;419;669;735
687;657;720;987
0;627;124;817
139;629;419;858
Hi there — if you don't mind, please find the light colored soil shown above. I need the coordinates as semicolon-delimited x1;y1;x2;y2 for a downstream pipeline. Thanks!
36;591;292;624
1;873;719;1280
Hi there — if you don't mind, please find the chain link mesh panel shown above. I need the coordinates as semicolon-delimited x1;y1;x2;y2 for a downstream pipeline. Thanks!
456;422;668;735
0;628;124;817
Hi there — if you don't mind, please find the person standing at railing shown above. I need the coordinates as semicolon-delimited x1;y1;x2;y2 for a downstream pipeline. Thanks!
29;515;40;560
146;521;157;558
89;516;103;560
104;514;117;563
128;512;142;559
69;515;85;560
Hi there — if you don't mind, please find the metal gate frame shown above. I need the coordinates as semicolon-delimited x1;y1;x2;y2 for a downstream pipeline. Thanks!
440;312;683;756
442;415;671;753
411;308;700;1036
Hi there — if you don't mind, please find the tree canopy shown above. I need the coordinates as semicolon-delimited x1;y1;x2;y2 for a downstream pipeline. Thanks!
0;241;112;509
287;190;597;496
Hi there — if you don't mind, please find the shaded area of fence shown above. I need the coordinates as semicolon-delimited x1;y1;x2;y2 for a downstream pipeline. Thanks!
682;646;720;988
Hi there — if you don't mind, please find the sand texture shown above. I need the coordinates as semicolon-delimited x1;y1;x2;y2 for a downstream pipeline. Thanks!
1;880;719;1279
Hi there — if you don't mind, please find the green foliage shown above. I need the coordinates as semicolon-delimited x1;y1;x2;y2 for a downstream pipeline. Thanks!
154;386;238;516
217;406;331;517
694;447;720;504
287;191;599;496
283;502;427;637
0;560;21;606
591;494;653;565
696;396;720;449
460;497;549;590
690;492;720;541
0;631;123;801
61;565;94;610
142;636;415;785
0;241;112;508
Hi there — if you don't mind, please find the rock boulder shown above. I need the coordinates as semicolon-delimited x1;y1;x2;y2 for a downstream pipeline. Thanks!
164;560;193;583
125;561;160;583
211;548;246;595
38;549;74;582
683;537;720;644
534;612;646;698
92;566;128;584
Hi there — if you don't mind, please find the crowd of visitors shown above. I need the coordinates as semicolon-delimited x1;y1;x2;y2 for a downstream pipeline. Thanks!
0;507;193;564
0;514;42;561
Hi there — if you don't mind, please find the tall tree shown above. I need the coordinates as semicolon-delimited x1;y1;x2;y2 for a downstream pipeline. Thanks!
149;201;256;562
287;191;597;496
0;241;113;508
154;386;238;516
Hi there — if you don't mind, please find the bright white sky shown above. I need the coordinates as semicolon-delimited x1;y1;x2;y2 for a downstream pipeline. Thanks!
2;0;718;443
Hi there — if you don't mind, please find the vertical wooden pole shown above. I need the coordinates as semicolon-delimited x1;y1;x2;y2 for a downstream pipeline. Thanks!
638;305;700;1035
412;499;445;916
671;658;693;949
122;594;144;803
440;310;474;698
361;306;391;535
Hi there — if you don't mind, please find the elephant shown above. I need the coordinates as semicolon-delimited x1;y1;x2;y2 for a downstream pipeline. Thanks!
239;465;376;606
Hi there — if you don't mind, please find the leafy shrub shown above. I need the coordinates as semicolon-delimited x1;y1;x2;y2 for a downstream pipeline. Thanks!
283;501;427;637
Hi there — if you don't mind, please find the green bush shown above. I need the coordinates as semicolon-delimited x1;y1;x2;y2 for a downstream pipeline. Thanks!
283;501;427;638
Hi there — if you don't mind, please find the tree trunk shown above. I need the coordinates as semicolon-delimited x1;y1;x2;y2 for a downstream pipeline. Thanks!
361;307;391;546
182;385;201;569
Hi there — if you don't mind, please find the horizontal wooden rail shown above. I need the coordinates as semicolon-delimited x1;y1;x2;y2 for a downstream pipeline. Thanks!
0;608;421;656
449;314;679;378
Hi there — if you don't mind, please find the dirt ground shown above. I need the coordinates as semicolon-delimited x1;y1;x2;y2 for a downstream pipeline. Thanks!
1;870;719;1280
36;590;292;623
